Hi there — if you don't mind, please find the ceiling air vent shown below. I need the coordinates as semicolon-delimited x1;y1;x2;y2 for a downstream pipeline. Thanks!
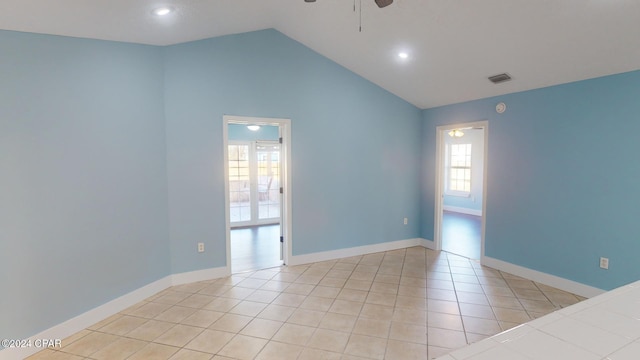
488;73;512;84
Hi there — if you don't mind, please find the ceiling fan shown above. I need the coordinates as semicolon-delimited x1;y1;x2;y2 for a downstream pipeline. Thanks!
304;0;393;8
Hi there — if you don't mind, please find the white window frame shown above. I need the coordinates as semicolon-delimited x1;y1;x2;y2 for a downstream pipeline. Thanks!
445;143;472;197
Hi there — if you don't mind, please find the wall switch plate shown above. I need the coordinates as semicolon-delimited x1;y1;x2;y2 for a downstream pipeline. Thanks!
600;257;609;269
403;217;408;225
198;242;205;253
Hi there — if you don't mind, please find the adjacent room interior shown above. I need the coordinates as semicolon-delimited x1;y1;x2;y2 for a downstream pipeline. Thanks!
2;1;640;359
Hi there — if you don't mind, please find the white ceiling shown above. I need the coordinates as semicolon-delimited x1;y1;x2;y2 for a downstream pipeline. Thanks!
1;0;639;109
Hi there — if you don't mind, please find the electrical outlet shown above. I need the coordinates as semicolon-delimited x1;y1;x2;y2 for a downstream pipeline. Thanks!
403;217;408;225
599;257;609;270
198;242;205;253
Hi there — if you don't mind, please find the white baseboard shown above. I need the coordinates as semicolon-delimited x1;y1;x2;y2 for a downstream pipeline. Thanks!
443;205;482;216
0;276;172;360
288;238;427;266
421;238;436;250
171;266;230;286
481;256;605;298
1;266;230;360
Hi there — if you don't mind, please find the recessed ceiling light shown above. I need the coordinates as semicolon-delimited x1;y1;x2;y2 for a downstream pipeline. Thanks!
152;7;173;16
398;52;409;59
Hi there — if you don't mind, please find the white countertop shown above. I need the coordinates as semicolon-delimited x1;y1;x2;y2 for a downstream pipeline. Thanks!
436;280;640;360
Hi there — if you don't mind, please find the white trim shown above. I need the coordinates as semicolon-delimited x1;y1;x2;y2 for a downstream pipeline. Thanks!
421;238;436;250
288;238;427;266
171;266;230;286
442;205;482;216
0;276;172;360
223;115;292;273
481;256;605;298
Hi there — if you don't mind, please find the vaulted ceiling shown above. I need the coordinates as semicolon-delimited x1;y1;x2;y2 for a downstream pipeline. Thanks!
2;0;639;109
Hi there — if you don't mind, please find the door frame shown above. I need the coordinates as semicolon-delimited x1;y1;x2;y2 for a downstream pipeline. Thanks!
223;115;292;271
434;120;488;260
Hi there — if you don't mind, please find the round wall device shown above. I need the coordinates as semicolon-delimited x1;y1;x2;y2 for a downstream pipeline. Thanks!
496;102;507;114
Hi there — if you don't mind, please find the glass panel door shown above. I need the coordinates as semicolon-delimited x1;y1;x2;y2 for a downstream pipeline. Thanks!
228;143;251;223
256;142;280;221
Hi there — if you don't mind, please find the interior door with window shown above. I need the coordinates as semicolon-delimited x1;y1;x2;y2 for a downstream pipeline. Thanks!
228;141;280;227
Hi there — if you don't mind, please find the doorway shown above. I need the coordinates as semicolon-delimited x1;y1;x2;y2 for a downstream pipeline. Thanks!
223;115;292;273
434;121;488;260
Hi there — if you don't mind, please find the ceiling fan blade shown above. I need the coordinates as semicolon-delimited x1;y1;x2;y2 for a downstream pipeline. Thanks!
375;0;393;8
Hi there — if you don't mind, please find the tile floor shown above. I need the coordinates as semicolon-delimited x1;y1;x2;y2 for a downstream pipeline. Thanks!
27;247;585;360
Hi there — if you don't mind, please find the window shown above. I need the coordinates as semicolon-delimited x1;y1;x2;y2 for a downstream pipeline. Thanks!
448;143;471;194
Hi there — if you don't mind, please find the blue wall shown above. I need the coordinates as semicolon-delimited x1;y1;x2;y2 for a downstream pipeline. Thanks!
422;70;640;290
164;29;423;273
0;31;170;339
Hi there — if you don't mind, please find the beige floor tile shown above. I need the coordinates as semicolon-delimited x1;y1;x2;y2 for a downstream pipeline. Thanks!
257;303;296;322
126;319;174;341
318;312;357;332
240;318;283;339
153;291;192;305
128;342;179;360
392;307;427;325
486;295;524;310
88;313;123;330
90;337;147;360
298;348;342;360
352;318;391;338
369;282;399;294
365;291;397;306
455;291;489;306
337;289;368;302
385;339;427;360
284;283;315;295
307;329;349;353
155;305;199;323
169;348;214;360
344;334;387;360
221;286;256;300
209;313;252;333
245;289;280;303
428;345;453;359
388;321;427;344
398;285;427;298
203;297;241;312
512;287;548;301
452;282;482;293
155;324;204;347
96;316;148;336
300;296;335;311
218;335;268;360
184;329;234;354
343;279;372;291
428;327;468;349
427;299;460;315
458;303;495;320
273;293;307;307
328;299;363;316
255;341;304;360
61;331;119;357
181;309;224;328
359;304;394;321
272;323;316;345
228;300;268;317
287;308;326;327
128;302;172;319
461;316;502;336
492;307;532;323
427;311;464;331
45;247;585;360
